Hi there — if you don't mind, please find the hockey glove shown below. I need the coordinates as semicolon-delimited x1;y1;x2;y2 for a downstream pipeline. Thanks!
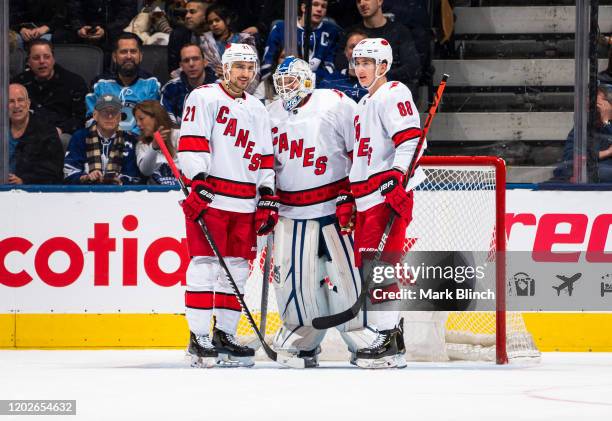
379;169;414;224
255;189;280;236
182;179;215;221
336;190;356;235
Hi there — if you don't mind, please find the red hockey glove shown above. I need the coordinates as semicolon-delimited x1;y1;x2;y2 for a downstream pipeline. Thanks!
379;169;414;224
182;179;215;221
255;190;280;236
336;190;356;235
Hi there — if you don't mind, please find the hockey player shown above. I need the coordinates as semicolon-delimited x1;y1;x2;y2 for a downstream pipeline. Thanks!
337;38;426;368
178;43;278;368
267;56;377;367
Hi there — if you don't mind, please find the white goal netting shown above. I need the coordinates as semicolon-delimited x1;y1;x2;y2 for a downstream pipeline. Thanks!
238;157;540;363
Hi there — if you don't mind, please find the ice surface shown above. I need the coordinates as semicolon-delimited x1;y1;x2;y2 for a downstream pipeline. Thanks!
1;351;611;421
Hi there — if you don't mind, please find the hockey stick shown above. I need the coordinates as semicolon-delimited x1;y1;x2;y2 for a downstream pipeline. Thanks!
154;132;304;368
259;233;273;336
312;74;449;330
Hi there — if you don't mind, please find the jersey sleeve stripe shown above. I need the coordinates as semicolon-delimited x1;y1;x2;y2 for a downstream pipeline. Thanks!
178;135;211;153
392;127;422;148
185;291;214;309
260;154;274;169
350;169;396;198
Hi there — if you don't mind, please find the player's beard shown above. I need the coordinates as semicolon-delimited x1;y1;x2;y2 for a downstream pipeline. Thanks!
225;78;247;97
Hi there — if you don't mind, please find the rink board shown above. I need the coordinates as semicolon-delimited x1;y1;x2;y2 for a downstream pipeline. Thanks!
0;188;611;350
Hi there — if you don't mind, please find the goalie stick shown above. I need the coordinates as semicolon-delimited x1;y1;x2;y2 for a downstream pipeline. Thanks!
312;74;449;330
153;132;305;368
259;233;273;336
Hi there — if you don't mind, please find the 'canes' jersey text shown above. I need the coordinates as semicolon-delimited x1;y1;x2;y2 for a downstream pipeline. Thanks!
268;89;356;219
178;83;275;213
349;81;426;211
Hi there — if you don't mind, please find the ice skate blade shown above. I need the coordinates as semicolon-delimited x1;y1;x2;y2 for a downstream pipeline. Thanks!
355;354;407;369
216;353;255;368
186;354;216;368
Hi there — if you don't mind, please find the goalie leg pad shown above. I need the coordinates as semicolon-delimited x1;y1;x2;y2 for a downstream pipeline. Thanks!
214;257;250;335
185;256;220;336
272;324;327;355
272;217;329;326
320;221;364;332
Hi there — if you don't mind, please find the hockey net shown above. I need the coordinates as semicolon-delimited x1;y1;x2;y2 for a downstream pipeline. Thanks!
237;156;540;364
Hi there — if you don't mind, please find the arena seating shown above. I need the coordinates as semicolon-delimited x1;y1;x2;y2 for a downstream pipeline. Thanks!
9;48;25;79
53;44;104;86
141;45;170;85
427;4;612;182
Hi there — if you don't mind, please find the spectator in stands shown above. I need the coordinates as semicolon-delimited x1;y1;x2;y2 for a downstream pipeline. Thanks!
200;4;259;92
382;0;433;84
124;2;173;46
598;47;612;85
254;48;285;105
166;0;188;29
64;94;141;185
9;0;72;48
168;0;210;73
552;85;612;183
86;33;161;134
12;39;88;145
203;5;257;77
161;44;216;126
326;0;361;29
262;0;340;81
133;100;180;185
318;29;368;102
67;0;137;56
8;83;64;185
338;0;422;93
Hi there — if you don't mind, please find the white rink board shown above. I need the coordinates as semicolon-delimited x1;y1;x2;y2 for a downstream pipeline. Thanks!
0;189;611;313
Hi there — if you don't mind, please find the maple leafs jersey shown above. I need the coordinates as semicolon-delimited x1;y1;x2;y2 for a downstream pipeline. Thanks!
268;89;356;219
178;83;275;213
349;81;426;211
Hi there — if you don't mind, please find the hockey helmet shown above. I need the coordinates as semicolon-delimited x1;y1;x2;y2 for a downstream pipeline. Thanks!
273;56;315;111
351;38;393;86
221;43;259;83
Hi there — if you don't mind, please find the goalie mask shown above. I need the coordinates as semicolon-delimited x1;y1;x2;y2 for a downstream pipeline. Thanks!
273;56;315;111
351;38;393;89
221;43;259;85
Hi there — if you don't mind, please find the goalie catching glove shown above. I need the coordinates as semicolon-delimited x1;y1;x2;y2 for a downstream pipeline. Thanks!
379;169;414;224
182;175;215;221
336;190;356;234
255;188;280;235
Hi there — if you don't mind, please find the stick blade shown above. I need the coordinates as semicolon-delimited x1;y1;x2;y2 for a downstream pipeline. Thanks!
312;307;357;330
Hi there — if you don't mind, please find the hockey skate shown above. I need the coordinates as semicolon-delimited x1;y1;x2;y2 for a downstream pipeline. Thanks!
186;332;218;368
354;325;407;369
212;327;255;367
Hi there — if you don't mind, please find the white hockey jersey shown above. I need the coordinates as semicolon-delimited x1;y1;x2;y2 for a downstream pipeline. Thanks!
268;89;356;219
349;81;426;211
178;83;275;213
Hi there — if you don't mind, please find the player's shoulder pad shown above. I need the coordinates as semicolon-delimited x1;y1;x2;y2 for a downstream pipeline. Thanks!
378;81;413;102
266;97;284;113
245;92;267;111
